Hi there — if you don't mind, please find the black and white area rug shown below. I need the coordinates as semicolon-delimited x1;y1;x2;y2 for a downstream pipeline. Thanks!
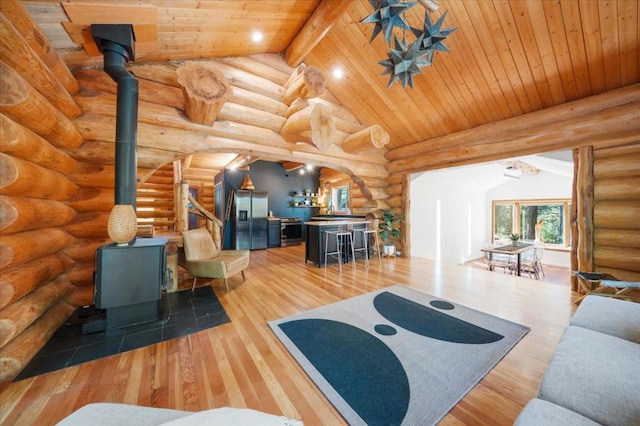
269;285;530;426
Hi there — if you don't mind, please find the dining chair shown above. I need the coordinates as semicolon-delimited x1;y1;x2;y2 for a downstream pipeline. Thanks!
521;245;545;279
485;244;515;274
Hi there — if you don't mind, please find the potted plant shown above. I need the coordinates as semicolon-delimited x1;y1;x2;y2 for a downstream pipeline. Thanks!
509;233;521;245
379;209;402;256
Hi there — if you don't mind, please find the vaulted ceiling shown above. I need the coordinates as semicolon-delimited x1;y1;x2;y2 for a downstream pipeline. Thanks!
23;0;639;153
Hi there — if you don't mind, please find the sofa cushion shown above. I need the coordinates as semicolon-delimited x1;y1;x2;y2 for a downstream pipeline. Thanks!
57;403;192;425
570;295;640;343
514;398;600;426
160;407;303;425
538;326;640;425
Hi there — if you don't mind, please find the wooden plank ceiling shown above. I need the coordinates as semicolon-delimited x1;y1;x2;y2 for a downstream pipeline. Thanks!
23;0;640;154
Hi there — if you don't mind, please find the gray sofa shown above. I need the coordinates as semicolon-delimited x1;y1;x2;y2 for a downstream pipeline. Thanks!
515;295;640;425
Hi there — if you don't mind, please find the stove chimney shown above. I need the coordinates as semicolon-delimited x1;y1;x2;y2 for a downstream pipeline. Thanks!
91;24;138;207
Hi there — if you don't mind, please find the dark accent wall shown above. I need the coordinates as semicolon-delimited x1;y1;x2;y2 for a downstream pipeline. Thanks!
222;161;320;248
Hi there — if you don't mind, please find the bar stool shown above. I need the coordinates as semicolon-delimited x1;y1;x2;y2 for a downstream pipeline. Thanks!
353;219;381;268
324;225;356;272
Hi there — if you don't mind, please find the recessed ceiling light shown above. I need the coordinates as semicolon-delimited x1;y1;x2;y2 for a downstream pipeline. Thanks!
332;67;344;79
251;31;264;43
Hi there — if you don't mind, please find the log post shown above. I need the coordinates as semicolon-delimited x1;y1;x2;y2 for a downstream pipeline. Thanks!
576;146;594;282
0;61;83;149
342;125;390;153
176;62;231;125
282;66;325;105
280;103;335;152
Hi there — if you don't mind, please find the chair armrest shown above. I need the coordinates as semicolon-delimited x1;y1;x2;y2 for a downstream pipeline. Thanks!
601;280;640;288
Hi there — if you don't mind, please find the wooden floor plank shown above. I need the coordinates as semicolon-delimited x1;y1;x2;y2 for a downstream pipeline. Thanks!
0;245;582;425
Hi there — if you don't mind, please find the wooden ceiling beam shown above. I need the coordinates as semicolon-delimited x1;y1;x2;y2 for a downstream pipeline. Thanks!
284;0;350;67
281;161;304;172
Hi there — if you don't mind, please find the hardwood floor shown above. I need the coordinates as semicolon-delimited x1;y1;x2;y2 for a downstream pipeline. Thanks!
0;245;581;425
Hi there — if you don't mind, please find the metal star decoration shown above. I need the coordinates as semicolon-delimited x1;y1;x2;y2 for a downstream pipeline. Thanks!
378;33;431;89
361;0;417;44
411;9;457;63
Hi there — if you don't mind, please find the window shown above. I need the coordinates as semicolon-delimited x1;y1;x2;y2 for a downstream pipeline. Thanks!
331;186;350;212
492;199;571;247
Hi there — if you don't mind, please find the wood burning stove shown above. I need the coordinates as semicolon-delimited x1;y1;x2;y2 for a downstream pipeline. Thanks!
94;237;167;330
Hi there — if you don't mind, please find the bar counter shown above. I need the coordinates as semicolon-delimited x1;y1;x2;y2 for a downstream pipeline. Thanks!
304;220;368;267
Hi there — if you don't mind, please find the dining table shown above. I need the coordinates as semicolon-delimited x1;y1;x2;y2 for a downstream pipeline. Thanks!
481;243;535;277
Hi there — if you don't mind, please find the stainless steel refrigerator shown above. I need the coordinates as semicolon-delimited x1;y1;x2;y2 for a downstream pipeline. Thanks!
231;190;268;250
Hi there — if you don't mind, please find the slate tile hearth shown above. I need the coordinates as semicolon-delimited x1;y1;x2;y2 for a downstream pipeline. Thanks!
15;286;230;381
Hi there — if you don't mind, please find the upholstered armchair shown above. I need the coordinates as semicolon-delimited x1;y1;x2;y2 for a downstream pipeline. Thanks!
182;228;250;293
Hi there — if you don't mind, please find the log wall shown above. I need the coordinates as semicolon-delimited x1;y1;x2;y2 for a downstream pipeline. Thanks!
0;2;80;382
592;143;640;281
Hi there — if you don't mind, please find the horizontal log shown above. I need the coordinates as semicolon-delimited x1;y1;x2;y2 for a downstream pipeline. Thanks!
67;261;94;285
594;229;640;249
0;14;81;118
0;114;77;174
74;69;184;110
62;238;108;262
64;285;94;308
342;125;390;154
217;102;286;132
137;200;174;209
200;61;284;101
69;139;177;170
218;56;290;86
0;300;74;382
0;253;74;309
67;187;114;212
594;142;640;160
0;153;79;201
68;162;115;188
0;61;83;150
350;198;379;209
63;212;109;239
136;210;175;219
593;200;640;230
128;63;180;87
78;67;288;118
594;177;640;201
0;228;75;270
0;0;79;94
594;155;640;179
385;184;403;197
386;195;402;209
594;246;640;272
145;175;174;185
0;277;74;348
0;196;77;235
387;84;640;161
385;174;404;186
593;266;640;283
387;102;640;174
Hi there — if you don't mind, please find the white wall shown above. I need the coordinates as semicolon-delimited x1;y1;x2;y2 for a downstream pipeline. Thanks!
410;158;573;268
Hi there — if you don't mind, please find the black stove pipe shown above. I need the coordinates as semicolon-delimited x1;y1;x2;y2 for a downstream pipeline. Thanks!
91;24;138;207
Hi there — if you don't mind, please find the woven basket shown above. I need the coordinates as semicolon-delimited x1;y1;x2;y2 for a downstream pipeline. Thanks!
107;204;137;244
